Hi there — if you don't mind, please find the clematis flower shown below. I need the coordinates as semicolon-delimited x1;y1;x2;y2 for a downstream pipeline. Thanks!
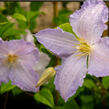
35;0;109;101
21;29;50;75
0;39;39;92
22;29;54;87
34;52;50;75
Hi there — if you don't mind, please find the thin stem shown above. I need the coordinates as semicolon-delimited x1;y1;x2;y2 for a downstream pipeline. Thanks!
55;91;59;105
53;2;58;18
3;92;9;109
25;92;34;96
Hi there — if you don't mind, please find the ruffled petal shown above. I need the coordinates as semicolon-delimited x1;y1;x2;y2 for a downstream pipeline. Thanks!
54;54;87;101
70;0;108;44
35;28;78;58
9;62;39;92
88;37;109;77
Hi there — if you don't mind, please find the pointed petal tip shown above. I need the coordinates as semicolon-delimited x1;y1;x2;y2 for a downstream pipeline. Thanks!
54;55;87;102
35;28;77;58
9;63;39;93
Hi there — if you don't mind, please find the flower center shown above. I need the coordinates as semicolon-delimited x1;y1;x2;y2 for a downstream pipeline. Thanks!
7;54;18;64
76;38;91;56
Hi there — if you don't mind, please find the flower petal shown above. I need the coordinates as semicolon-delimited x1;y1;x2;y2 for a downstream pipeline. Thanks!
35;28;78;58
33;52;50;76
54;54;87;101
0;42;9;56
21;29;34;43
70;0;108;44
19;48;39;68
0;58;9;84
88;37;109;77
2;40;36;56
9;62;39;92
1;39;39;68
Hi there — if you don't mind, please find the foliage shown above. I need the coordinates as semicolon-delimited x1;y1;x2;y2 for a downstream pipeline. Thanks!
54;9;72;26
34;88;54;108
0;80;15;94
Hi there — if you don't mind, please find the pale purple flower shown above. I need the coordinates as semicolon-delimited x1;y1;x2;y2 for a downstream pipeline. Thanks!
33;52;50;76
21;29;50;75
35;0;109;101
21;29;34;43
0;39;39;92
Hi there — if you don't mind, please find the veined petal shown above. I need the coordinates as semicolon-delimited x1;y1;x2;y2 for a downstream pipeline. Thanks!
88;37;109;77
70;0;108;44
1;39;39;68
0;58;10;84
35;28;78;58
2;40;36;56
9;62;39;92
54;54;87;101
19;48;39;68
0;42;9;57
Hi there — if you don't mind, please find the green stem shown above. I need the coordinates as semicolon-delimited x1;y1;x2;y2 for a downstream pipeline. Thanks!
3;92;9;109
55;91;59;106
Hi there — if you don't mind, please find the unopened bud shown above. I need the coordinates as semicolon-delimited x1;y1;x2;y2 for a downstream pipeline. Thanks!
36;67;56;88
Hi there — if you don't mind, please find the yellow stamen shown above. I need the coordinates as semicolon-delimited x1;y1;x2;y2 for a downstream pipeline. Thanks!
7;54;18;64
76;38;91;56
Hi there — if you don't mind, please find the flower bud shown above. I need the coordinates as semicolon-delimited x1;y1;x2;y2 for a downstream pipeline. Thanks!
36;67;56;88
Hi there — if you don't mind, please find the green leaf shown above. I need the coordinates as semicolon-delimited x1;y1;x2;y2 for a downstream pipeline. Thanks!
30;2;43;11
4;2;21;15
81;104;94;109
80;95;93;104
43;77;55;93
83;79;96;89
16;20;27;29
0;81;16;94
63;99;80;109
0;22;14;37
2;28;26;38
34;88;54;107
59;23;79;39
80;95;94;109
26;11;39;31
54;9;72;26
48;106;64;109
0;13;8;23
49;99;79;109
68;87;84;101
12;87;23;96
13;13;27;22
59;23;74;34
102;76;109;89
26;11;39;21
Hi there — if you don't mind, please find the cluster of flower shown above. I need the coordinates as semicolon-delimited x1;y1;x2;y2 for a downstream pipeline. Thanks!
0;30;51;93
0;0;108;102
